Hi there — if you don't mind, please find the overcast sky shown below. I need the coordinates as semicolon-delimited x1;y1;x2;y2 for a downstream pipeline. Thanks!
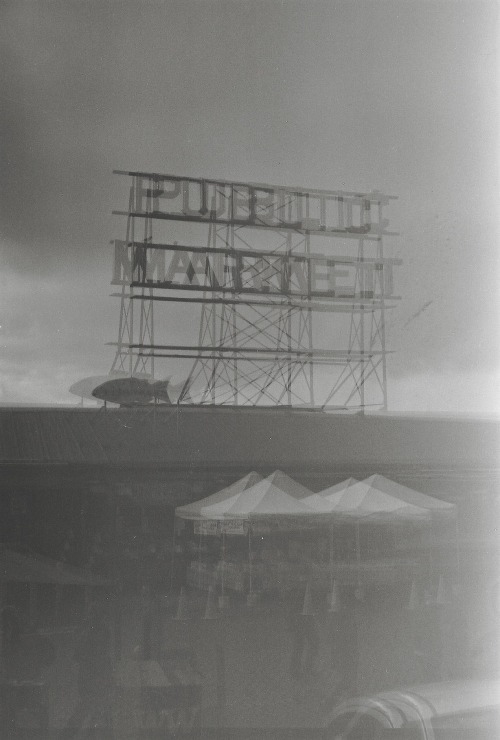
0;0;498;412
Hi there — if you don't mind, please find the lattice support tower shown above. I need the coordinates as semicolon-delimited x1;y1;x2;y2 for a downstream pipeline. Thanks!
110;172;400;409
110;183;155;380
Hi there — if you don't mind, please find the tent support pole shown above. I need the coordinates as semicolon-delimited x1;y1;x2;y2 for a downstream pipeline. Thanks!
355;521;362;592
427;523;433;595
248;526;253;596
330;523;334;592
454;516;461;588
170;518;178;592
221;531;226;606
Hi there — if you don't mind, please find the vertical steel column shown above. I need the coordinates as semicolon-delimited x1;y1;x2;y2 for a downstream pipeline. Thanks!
378;201;388;411
305;231;314;407
111;176;155;379
358;237;365;411
128;183;135;377
111;184;135;376
230;222;238;405
287;232;293;406
134;180;155;378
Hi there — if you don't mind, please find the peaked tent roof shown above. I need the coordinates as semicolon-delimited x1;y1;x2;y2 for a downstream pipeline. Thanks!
303;478;359;512
265;470;314;499
200;473;315;520
363;475;454;513
175;471;263;520
175;471;454;524
313;475;455;522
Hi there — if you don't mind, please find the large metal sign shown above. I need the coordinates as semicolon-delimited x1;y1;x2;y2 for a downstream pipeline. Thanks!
113;240;400;300
110;170;400;410
113;171;394;236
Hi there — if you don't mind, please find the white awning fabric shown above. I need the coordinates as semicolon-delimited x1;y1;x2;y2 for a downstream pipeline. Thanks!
201;479;315;519
176;472;454;524
175;471;263;520
306;474;455;522
176;470;316;523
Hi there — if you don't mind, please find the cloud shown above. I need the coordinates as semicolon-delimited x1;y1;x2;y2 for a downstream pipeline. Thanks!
0;0;498;411
388;368;500;415
0;259;114;403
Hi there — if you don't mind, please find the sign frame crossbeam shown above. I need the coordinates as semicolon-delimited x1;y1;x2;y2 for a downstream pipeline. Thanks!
111;172;399;409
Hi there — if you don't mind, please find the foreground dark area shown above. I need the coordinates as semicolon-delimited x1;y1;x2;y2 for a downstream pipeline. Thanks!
0;409;498;738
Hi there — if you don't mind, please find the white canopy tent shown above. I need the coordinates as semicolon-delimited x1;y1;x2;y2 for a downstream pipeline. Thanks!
262;470;314;500
173;472;457;603
305;475;454;521
303;478;359;513
305;475;457;597
173;471;316;603
199;475;315;520
175;471;263;521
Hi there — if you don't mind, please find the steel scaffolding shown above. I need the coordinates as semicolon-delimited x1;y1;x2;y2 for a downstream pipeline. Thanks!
110;172;399;409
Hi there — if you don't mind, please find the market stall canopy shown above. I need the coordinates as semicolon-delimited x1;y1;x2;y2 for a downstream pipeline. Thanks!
264;470;315;499
175;471;263;520
303;478;359;512
364;475;454;514
200;474;315;520
0;549;109;586
312;474;455;522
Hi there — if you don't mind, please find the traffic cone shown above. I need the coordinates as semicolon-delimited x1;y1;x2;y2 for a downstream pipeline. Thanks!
405;580;419;611
327;581;341;613
203;586;218;620
301;582;315;615
173;586;189;621
436;575;448;605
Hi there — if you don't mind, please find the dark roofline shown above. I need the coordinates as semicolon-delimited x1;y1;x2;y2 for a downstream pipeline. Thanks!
0;406;497;467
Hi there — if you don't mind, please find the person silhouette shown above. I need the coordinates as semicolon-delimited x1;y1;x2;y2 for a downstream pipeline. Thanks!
61;602;114;739
287;545;320;679
332;589;359;696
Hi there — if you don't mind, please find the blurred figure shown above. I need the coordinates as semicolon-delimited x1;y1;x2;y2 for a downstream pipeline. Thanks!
143;543;161;594
61;601;114;739
141;584;153;660
287;544;320;679
289;601;320;678
470;581;500;679
332;589;359;696
61;528;76;563
1;605;23;731
440;594;470;680
1;606;53;732
415;602;444;682
171;530;191;589
1;605;22;678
